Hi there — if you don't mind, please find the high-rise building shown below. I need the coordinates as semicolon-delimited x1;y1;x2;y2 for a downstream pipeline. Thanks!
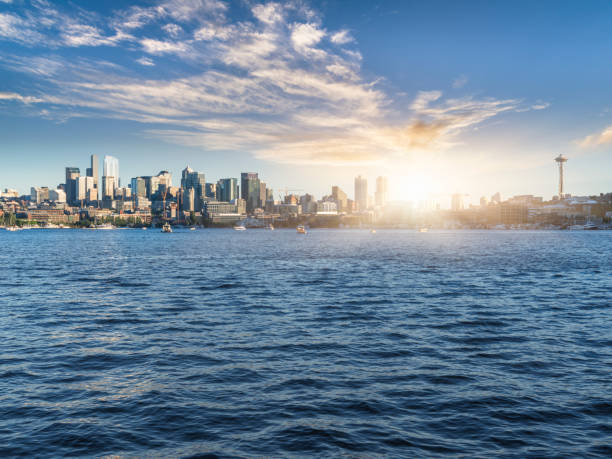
332;186;348;212
86;154;99;201
451;193;464;211
65;167;80;205
217;178;238;202
205;183;217;199
31;187;49;204
259;181;267;207
375;176;388;207
181;166;206;210
241;172;260;213
102;176;116;200
103;156;119;189
131;177;147;198
354;175;368;212
75;176;95;205
156;171;172;192
49;188;66;203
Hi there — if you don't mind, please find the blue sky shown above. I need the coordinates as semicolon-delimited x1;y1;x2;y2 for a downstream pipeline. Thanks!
1;0;611;203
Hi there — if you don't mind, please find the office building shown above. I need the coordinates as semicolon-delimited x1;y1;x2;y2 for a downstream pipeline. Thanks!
103;156;120;189
65;167;80;205
217;178;238;202
49;188;66;203
205;183;217;199
181;166;206;211
86;154;99;201
332;186;348;212
102;176;116;199
375;176;388;207
31;187;49;204
354;175;368;212
451;193;464;211
241;172;260;213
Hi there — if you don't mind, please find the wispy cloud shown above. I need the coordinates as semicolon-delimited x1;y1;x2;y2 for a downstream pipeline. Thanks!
578;125;612;148
0;0;539;165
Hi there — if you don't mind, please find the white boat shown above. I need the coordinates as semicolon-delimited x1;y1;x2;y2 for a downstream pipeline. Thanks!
190;227;196;231
233;225;246;231
370;229;376;234
297;225;307;234
5;226;20;232
419;228;429;233
95;223;116;230
161;223;173;233
266;224;274;230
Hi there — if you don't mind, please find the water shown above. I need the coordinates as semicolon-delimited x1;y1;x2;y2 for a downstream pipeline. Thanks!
1;229;610;458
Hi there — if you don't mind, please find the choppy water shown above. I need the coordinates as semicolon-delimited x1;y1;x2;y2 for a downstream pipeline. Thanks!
1;229;611;458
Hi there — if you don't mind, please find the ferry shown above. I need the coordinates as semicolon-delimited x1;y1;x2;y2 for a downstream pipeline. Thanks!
95;223;116;230
297;225;307;234
190;227;196;231
419;227;429;233
233;225;246;231
266;224;275;230
161;222;173;233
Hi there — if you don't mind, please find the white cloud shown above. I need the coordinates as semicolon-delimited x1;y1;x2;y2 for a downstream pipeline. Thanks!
0;0;531;165
136;56;155;66
141;38;187;54
330;29;353;45
578;125;612;148
0;91;43;103
162;23;183;37
252;3;284;24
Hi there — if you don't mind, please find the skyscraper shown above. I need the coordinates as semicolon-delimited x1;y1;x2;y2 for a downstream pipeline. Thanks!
217;178;238;202
375;176;388;207
86;154;99;201
65;167;80;205
354;175;368;212
241;172;260;213
332;186;348;212
103;155;119;189
181;166;206;211
451;193;464;211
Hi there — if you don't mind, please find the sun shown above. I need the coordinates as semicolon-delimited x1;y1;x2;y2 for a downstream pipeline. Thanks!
391;173;433;203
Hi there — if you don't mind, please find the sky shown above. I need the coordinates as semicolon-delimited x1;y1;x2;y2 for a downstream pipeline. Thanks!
1;0;611;205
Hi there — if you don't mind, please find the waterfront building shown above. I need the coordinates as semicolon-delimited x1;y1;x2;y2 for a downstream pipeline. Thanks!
375;176;388;207
241;172;260;213
217;178;238;202
300;194;316;214
103;156;119;189
354;175;368;212
317;201;338;215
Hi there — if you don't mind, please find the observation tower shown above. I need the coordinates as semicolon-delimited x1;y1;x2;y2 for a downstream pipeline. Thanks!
554;154;568;198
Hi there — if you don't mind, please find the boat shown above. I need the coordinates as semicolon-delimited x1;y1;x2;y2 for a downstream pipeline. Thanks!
142;227;147;230
95;223;116;230
266;224;275;230
370;229;376;234
190;227;196;231
5;226;20;232
297;225;307;234
161;222;173;233
419;227;429;233
233;225;246;231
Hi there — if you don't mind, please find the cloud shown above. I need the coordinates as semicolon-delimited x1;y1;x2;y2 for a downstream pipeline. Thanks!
291;23;326;57
0;91;44;103
531;102;550;110
0;0;530;166
578;125;612;148
330;29;353;45
136;56;155;66
140;38;187;54
162;23;183;37
452;74;468;88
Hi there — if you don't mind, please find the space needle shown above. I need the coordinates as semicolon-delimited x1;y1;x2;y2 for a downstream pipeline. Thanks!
555;154;568;198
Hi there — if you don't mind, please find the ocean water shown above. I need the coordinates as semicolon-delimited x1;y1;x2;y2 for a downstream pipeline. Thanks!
1;229;610;458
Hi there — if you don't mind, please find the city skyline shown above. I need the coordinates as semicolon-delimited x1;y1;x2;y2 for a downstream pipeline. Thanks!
1;1;612;201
